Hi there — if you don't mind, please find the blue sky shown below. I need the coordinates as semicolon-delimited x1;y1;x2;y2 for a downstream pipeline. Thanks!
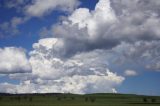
0;0;99;50
0;0;160;95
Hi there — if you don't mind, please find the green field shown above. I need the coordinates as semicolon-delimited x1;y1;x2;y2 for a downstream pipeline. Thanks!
0;93;160;106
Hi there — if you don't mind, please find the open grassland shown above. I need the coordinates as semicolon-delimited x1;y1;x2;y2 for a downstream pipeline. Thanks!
0;93;160;106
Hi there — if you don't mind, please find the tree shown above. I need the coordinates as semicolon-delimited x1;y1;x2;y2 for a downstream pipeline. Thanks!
85;97;88;102
24;96;27;100
18;96;21;102
57;97;61;101
0;97;2;101
29;97;32;102
63;96;66;99
151;98;156;103
90;98;96;103
71;97;75;100
143;98;147;102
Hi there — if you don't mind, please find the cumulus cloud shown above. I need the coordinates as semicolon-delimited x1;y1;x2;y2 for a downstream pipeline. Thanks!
1;0;160;94
146;59;160;72
68;0;117;37
53;0;160;71
109;0;160;41
0;83;16;93
42;0;119;57
25;0;80;17
39;0;160;59
29;38;124;79
22;37;124;94
0;0;80;38
0;47;31;74
124;70;137;76
1;70;124;94
112;41;160;71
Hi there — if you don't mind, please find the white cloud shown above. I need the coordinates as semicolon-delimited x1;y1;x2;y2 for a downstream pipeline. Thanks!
68;0;116;38
0;0;80;37
0;83;16;93
25;0;80;17
0;69;124;94
24;0;160;94
1;0;80;38
0;43;125;94
49;0;160;51
25;38;125;94
0;47;31;74
1;0;160;94
29;38;109;79
124;70;137;76
112;41;160;71
146;60;160;72
48;0;119;57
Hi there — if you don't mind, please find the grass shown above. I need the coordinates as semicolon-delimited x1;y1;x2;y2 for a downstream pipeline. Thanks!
0;93;160;106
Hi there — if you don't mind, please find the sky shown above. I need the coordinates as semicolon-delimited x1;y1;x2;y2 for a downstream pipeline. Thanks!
0;0;160;96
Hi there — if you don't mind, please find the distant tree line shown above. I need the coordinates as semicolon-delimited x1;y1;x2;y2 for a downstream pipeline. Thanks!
85;97;96;102
143;98;157;103
7;96;33;102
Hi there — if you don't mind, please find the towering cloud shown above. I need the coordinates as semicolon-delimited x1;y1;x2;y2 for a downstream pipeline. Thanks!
26;0;128;92
69;0;116;37
27;38;124;94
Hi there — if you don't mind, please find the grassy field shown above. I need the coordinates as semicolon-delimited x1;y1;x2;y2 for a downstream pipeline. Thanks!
0;93;160;106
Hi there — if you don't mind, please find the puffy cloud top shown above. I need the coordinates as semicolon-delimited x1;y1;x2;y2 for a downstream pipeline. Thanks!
33;38;59;49
69;0;116;37
26;37;125;94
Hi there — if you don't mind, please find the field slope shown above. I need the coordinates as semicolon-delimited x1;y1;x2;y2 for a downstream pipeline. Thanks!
0;93;160;106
